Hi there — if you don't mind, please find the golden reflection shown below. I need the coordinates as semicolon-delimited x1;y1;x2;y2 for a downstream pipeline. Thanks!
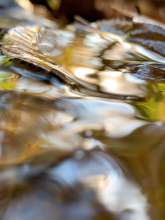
0;92;147;167
16;0;34;12
98;70;146;96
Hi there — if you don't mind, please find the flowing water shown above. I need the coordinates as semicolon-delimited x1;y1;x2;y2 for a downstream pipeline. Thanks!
0;2;165;220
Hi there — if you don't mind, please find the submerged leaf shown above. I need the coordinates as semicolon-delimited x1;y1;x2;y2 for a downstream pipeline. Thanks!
0;25;146;100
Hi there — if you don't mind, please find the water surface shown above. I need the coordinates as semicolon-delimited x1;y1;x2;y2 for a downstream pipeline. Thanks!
0;3;165;220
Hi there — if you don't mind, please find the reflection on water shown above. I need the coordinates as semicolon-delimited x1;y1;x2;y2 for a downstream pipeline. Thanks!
49;150;149;220
0;2;165;220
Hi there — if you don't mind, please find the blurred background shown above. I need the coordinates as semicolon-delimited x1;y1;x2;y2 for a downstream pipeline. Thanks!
0;0;165;22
